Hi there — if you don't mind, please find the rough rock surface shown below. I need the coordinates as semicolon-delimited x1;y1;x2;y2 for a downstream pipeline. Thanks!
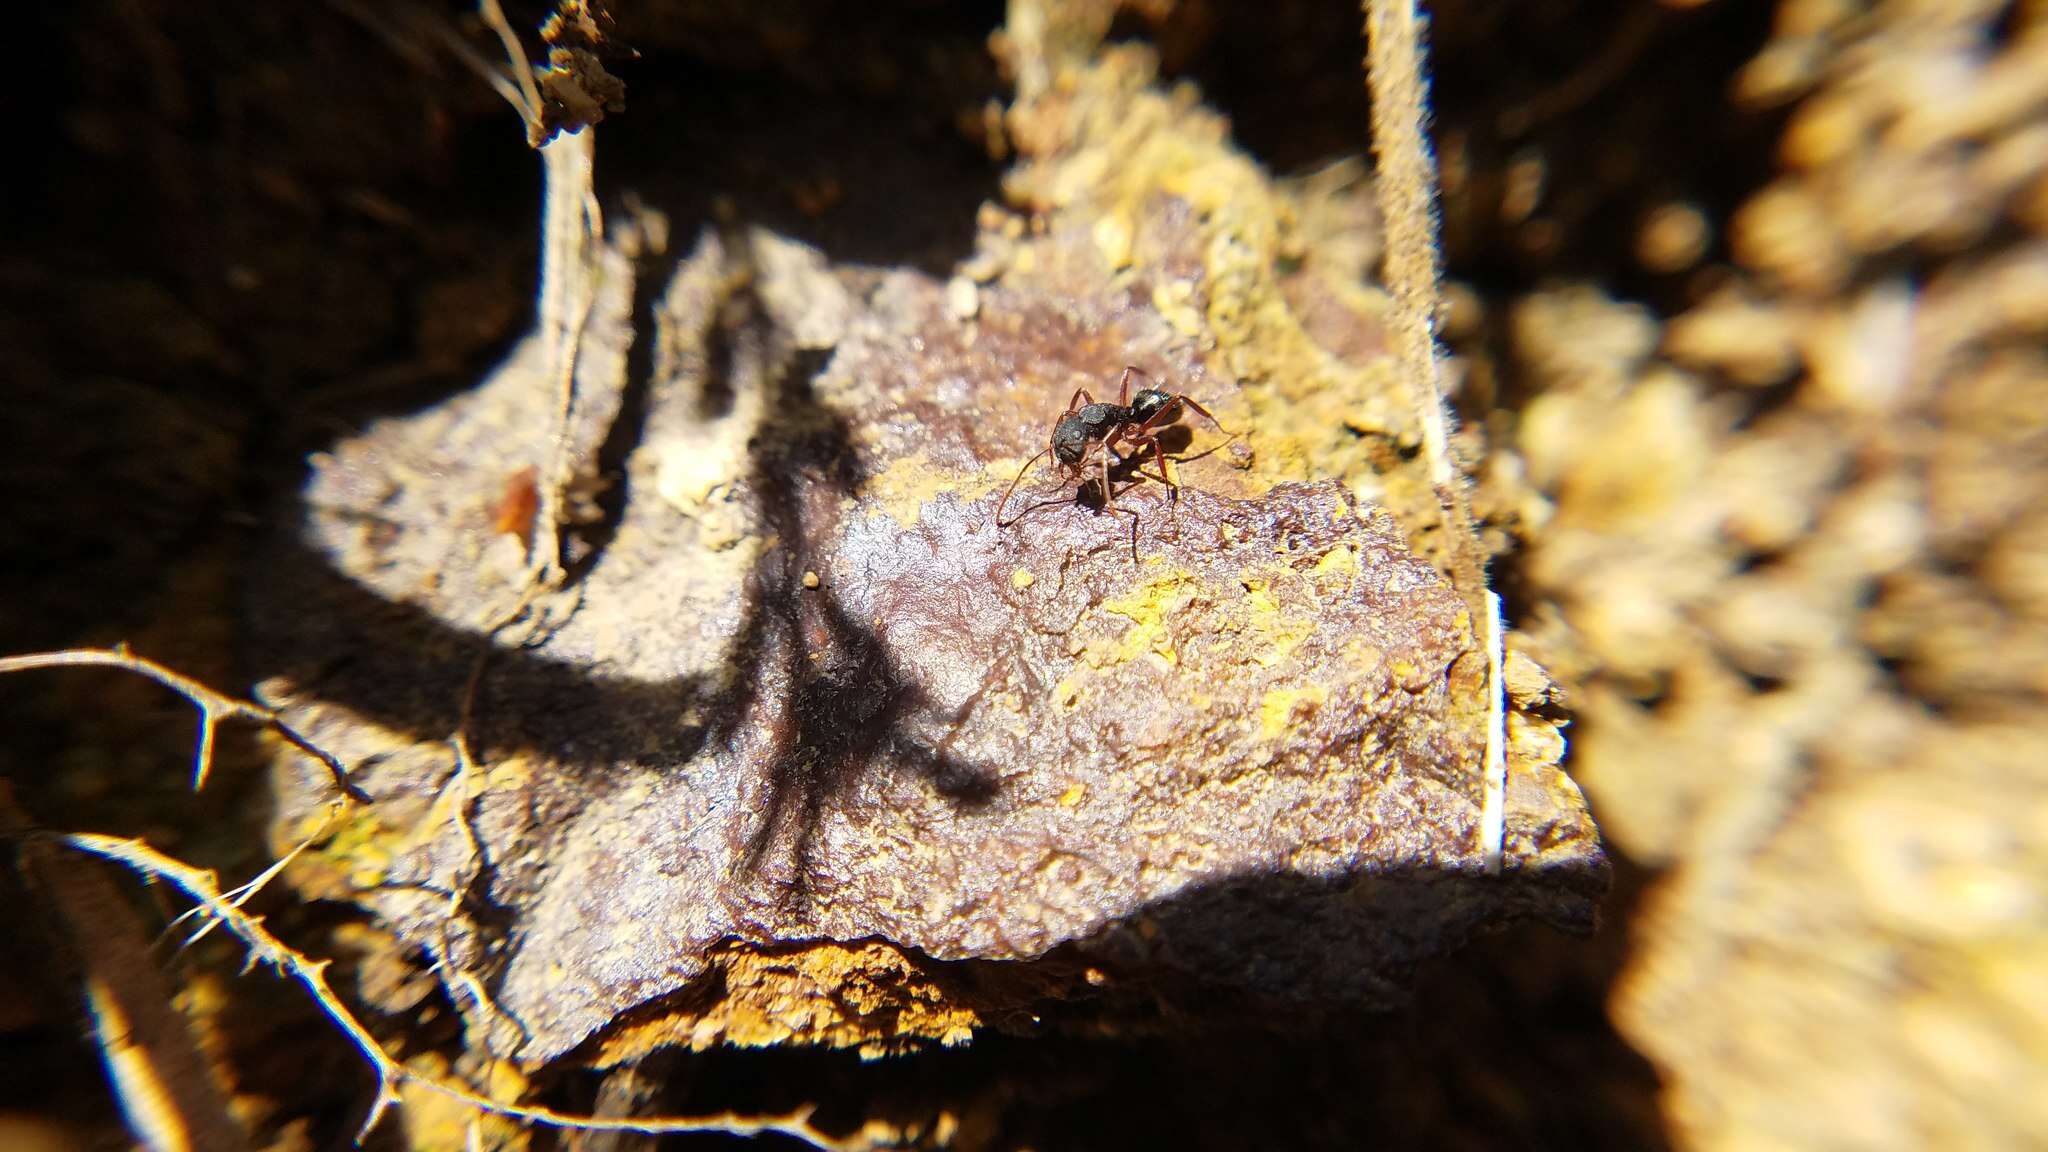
248;16;1603;1067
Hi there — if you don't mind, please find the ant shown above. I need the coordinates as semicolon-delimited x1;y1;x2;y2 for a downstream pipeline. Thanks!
996;366;1234;561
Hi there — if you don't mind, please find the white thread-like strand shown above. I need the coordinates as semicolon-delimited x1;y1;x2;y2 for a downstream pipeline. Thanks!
1481;590;1506;875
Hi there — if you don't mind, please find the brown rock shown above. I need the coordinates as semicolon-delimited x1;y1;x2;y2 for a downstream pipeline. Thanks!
248;20;1603;1068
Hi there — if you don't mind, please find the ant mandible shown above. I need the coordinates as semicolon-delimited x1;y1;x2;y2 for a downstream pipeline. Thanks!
995;366;1234;561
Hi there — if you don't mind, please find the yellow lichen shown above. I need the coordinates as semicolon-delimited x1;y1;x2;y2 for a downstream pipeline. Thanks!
1052;673;1083;708
1235;574;1316;669
1012;44;1454;570
1082;568;1202;671
484;753;535;791
485;1060;529;1106
1093;211;1134;270
1340;636;1385;674
316;808;397;889
1259;685;1330;740
865;449;1003;529
1313;543;1359;578
398;1052;525;1152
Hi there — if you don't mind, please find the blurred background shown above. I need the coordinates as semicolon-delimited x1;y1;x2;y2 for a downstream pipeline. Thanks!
1;1;2043;1148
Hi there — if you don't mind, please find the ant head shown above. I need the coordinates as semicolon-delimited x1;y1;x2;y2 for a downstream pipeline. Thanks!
1130;389;1173;422
1052;415;1092;466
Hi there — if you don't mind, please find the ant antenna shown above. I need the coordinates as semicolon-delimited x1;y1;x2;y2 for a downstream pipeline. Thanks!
996;446;1054;527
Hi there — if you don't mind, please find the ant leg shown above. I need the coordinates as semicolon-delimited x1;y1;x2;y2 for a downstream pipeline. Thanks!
1130;396;1237;466
1005;386;1105;526
1105;418;1173;486
1125;427;1183;541
1132;394;1234;442
1115;366;1140;407
1125;463;1181;540
1172;394;1234;437
1119;365;1167;406
1124;425;1180;494
1089;445;1142;564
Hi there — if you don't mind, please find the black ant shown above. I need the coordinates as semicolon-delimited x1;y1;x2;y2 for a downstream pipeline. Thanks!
996;366;1234;561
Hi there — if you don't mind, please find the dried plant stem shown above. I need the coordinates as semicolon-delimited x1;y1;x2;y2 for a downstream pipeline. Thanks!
1497;4;1660;135
63;833;855;1148
533;127;601;588
0;647;364;801
1364;0;1473;551
1364;0;1505;866
467;0;603;590
321;0;440;73
477;0;544;126
0;640;847;1142
427;634;538;1056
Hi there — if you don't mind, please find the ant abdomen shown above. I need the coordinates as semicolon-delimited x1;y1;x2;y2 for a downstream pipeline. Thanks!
1129;389;1173;422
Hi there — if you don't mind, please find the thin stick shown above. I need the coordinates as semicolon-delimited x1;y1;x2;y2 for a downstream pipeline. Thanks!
532;127;600;588
1364;0;1454;499
64;832;867;1149
170;833;318;949
476;0;544;127
0;647;365;801
1365;1;1506;865
1363;1;1487;589
463;0;602;590
2;648;832;1140
320;0;440;74
426;13;533;115
427;630;536;1055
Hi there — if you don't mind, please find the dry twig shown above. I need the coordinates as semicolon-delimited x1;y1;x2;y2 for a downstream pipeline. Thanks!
0;645;861;1146
1363;0;1469;566
532;127;602;588
468;0;608;590
1363;1;1507;870
0;647;365;801
477;0;545;125
64;833;859;1148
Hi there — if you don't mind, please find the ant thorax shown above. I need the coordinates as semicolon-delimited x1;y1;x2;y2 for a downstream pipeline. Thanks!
1076;402;1124;429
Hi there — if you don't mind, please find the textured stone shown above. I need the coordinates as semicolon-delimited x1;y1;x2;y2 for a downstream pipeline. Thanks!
248;22;1603;1067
